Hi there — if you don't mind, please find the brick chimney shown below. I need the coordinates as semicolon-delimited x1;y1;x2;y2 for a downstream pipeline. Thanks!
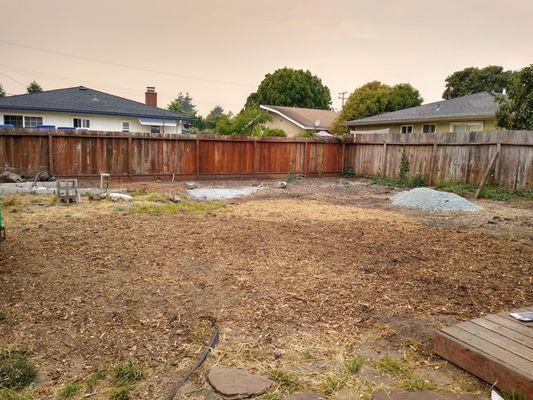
145;86;157;107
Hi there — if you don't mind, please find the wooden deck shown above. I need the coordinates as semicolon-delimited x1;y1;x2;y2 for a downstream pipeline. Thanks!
433;309;533;399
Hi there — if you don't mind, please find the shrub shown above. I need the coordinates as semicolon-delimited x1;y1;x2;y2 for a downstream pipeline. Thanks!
343;166;355;178
262;128;287;137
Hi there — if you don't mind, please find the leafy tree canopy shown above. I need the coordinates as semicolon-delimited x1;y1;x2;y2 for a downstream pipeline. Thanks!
204;105;226;130
495;64;533;130
331;81;423;133
245;67;332;110
0;83;5;97
214;107;281;136
443;65;514;99
27;81;43;94
167;92;197;117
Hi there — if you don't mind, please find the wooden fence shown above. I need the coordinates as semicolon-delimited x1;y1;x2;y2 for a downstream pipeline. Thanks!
0;128;532;189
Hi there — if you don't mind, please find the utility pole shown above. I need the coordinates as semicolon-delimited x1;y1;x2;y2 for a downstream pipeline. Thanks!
338;91;348;108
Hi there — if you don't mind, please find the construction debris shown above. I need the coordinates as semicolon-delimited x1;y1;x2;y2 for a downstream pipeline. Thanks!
56;179;80;204
185;182;197;190
107;193;133;202
391;188;481;212
187;187;259;200
278;181;288;188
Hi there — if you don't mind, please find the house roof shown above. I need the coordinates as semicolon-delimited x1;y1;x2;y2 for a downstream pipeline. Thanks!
346;92;499;126
0;86;193;121
260;105;338;130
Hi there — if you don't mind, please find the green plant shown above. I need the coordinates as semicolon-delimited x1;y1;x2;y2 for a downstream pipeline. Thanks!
0;312;6;322
345;356;366;374
262;389;283;400
262;128;287;137
111;362;143;385
399;151;410;181
270;369;300;392
0;349;37;390
120;201;227;216
85;370;107;391
403;375;435;391
59;383;80;398
435;180;533;201
109;386;131;400
500;390;526;400
321;374;345;396
343;166;355;178
296;130;317;138
376;356;404;375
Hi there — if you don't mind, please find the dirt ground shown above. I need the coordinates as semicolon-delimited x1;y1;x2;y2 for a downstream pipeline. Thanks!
1;178;532;400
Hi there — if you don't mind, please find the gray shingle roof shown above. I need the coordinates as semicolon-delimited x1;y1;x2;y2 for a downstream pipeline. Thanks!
0;86;192;121
346;92;499;126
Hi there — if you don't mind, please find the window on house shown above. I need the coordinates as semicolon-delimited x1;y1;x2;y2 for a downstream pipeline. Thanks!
24;116;43;127
122;122;130;132
3;115;23;127
400;125;413;134
150;125;161;134
422;124;436;134
451;121;484;133
73;118;90;128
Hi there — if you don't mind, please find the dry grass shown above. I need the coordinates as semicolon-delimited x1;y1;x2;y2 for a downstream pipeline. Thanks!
0;181;531;399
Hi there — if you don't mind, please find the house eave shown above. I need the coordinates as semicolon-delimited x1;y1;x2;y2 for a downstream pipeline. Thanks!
346;114;495;127
0;105;195;122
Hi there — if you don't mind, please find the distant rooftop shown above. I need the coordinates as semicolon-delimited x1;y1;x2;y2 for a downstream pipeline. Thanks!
346;92;499;126
260;104;338;130
0;86;193;121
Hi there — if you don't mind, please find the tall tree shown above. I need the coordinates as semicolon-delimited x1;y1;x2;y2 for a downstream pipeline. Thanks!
167;92;197;116
0;83;5;97
214;107;272;136
443;66;513;99
331;81;423;133
495;64;533;130
26;81;43;93
204;105;225;129
245;68;331;109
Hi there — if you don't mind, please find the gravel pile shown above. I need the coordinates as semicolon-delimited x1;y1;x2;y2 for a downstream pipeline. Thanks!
187;187;259;200
391;187;481;212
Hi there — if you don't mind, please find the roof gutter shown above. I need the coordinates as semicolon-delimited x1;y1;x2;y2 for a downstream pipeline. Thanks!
0;105;195;122
260;105;313;130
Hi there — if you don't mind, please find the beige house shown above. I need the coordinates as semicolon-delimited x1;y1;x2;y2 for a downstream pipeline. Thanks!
346;92;499;134
260;105;338;137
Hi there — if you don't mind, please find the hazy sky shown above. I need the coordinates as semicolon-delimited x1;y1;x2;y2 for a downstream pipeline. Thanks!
0;0;531;115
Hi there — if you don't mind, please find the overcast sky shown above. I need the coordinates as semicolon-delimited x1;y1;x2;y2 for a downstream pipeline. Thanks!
0;0;531;115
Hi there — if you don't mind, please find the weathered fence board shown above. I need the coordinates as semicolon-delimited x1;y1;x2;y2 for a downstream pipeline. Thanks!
0;128;532;189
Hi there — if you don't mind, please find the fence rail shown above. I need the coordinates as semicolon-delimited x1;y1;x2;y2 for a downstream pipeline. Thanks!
0;128;532;189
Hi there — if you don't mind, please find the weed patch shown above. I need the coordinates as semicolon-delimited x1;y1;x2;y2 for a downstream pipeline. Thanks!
403;375;435;391
321;374;346;396
345;356;366;374
435;180;533;201
118;201;227;216
58;383;80;398
85;370;106;391
109;386;131;400
0;388;31;400
0;349;37;390
270;369;300;392
376;357;404;376
111;362;143;385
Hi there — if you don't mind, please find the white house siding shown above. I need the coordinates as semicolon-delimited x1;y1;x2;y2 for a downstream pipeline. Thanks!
0;110;182;134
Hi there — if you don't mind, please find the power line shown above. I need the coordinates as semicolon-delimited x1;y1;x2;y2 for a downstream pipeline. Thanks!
338;91;348;107
0;71;27;87
0;39;255;88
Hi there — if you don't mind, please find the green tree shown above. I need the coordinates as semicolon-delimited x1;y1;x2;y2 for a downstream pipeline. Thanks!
331;81;423;133
167;92;197;116
214;107;273;136
204;105;225;130
443;66;514;99
495;64;533;130
27;81;43;93
0;83;5;97
245;67;331;109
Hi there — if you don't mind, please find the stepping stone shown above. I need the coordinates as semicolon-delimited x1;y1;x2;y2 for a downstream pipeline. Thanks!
372;390;484;400
288;360;340;374
357;364;395;386
288;392;324;400
414;368;454;387
207;367;273;399
334;389;359;400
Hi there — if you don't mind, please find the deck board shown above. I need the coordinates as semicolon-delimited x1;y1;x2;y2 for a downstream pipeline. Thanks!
433;308;533;399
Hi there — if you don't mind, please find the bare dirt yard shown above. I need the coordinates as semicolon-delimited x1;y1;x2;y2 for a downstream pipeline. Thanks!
1;178;532;400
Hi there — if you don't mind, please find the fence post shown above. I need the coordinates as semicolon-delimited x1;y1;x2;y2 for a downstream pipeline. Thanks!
429;137;439;185
341;140;346;176
48;132;54;175
196;136;200;179
303;141;308;177
128;136;133;181
494;142;502;185
382;139;388;177
252;138;257;178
